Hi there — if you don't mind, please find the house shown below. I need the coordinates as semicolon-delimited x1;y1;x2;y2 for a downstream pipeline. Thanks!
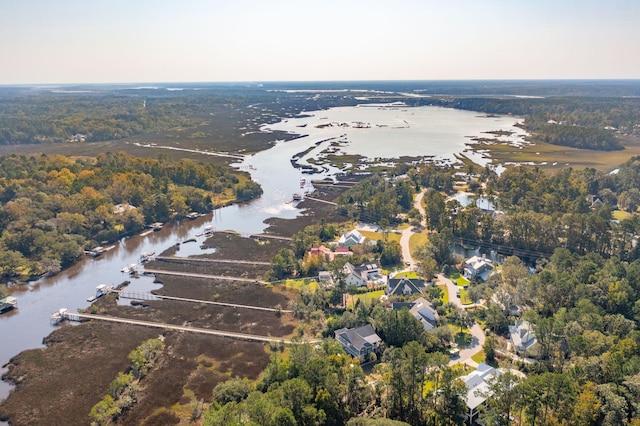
392;297;439;331
386;277;426;296
335;324;382;358
509;320;537;354
460;363;504;424
318;271;334;287
338;229;366;247
113;203;137;214
343;261;382;287
464;255;493;281
309;245;352;262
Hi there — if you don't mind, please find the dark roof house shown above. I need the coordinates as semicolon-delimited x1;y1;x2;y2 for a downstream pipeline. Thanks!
386;277;426;296
335;324;382;358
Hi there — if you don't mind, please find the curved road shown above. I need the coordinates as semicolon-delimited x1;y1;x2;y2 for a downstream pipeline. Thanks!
400;189;487;367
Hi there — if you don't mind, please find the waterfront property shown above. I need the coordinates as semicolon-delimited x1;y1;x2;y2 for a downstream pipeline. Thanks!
338;229;366;247
463;255;494;281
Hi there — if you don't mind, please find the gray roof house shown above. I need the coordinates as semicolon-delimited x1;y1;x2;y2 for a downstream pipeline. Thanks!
509;320;537;354
392;297;439;331
386;277;426;296
464;255;493;281
335;324;382;358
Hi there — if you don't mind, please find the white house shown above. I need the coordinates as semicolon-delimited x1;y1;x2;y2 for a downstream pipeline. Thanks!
509;320;537;355
338;229;366;247
460;363;504;424
464;255;493;281
343;261;382;287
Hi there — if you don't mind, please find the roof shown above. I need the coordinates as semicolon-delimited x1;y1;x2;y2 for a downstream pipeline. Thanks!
509;320;536;350
387;277;425;295
335;324;381;354
461;363;503;410
338;229;366;246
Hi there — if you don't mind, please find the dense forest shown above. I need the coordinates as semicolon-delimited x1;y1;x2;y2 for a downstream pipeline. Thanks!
0;152;260;279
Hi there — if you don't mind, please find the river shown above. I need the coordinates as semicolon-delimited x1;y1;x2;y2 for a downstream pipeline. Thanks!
0;104;526;402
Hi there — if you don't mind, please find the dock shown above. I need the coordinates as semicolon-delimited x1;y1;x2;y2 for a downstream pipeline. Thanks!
49;309;314;344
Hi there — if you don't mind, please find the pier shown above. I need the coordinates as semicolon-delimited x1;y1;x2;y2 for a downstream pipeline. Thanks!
49;309;312;344
116;290;292;312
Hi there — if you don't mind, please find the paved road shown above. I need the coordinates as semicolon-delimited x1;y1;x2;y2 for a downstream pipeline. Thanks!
70;312;314;344
399;189;427;269
143;268;269;284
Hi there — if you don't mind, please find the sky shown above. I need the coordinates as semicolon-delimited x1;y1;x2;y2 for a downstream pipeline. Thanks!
1;0;639;85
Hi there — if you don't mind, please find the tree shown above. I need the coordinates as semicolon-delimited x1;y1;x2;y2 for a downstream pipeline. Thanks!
477;371;521;426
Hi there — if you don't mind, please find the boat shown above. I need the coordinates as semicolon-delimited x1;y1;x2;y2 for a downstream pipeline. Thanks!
149;222;163;231
140;251;155;262
203;225;215;237
0;296;17;314
300;178;306;188
186;212;200;220
292;193;303;202
121;263;137;274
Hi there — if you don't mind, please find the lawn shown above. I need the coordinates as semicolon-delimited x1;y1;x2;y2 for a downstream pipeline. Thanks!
409;231;428;258
394;271;420;279
613;210;632;221
284;278;319;292
471;350;486;364
344;290;385;309
358;230;402;244
459;288;472;305
437;285;449;304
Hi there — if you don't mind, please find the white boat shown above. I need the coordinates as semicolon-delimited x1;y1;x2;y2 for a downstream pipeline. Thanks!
140;251;155;262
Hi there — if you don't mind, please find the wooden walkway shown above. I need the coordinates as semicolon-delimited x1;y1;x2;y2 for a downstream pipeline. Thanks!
154;257;271;266
143;268;269;284
67;312;314;344
117;291;292;313
302;197;337;206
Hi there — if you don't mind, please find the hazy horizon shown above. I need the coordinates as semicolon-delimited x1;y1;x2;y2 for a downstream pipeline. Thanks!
2;0;639;85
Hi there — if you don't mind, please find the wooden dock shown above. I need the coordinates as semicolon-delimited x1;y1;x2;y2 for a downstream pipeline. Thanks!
50;310;313;344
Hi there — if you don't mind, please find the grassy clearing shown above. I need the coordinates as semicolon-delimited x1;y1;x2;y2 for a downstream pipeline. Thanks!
344;290;385;309
284;278;319;293
394;271;420;279
460;288;472;305
438;285;449;304
409;231;428;258
613;210;632;220
358;230;402;244
472;138;640;172
471;350;486;364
